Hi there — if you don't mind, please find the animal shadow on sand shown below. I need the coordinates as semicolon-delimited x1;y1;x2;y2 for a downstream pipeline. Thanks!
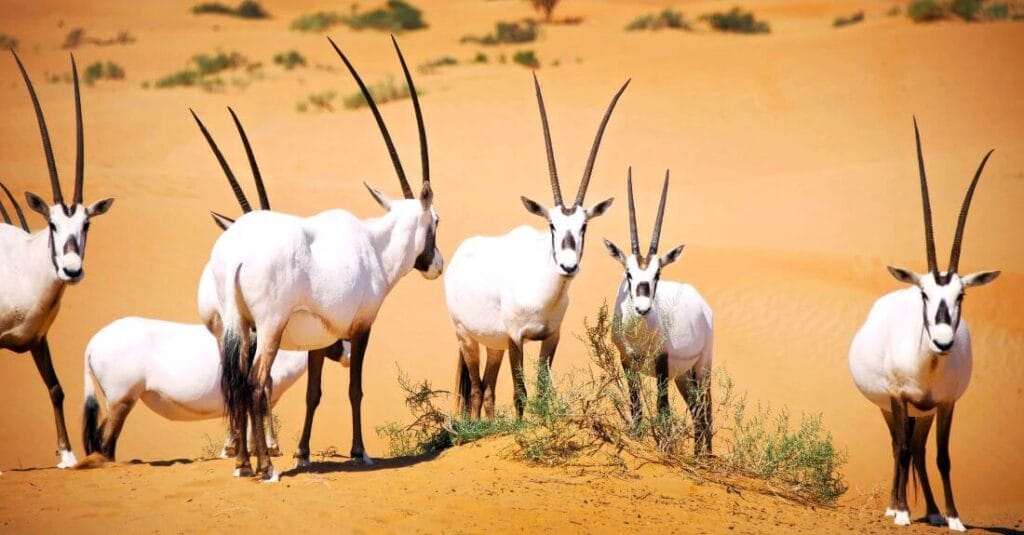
282;451;441;478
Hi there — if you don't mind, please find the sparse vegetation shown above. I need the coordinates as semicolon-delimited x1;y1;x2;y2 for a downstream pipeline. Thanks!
291;1;426;33
908;0;948;21
529;0;561;22
626;9;691;31
191;1;269;18
199;433;222;460
154;50;249;90
461;20;539;45
83;61;125;85
0;33;18;50
472;52;488;64
290;11;343;32
342;76;414;109
985;2;1011;18
62;27;135;49
833;11;866;27
512;49;540;68
950;0;985;20
296;90;338;113
700;7;771;34
418;56;457;74
379;303;848;505
907;0;1018;22
886;5;902;16
273;50;307;70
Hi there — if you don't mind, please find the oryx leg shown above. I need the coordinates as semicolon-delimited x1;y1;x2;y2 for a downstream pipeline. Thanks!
294;346;327;468
250;326;284;482
100;399;134;461
459;339;484;419
508;337;527;420
482;348;504;419
676;367;712;457
348;328;373;464
31;337;76;468
888;398;914;526
655;353;670;419
537;332;560;394
617;344;643;428
221;421;237;459
911;414;943;526
937;403;965;532
230;327;253;478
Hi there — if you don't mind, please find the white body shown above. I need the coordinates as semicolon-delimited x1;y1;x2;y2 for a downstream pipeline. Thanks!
612;280;714;379
0;226;65;352
849;287;972;417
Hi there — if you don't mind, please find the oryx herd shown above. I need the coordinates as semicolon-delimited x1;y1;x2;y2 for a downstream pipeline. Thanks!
0;37;1002;531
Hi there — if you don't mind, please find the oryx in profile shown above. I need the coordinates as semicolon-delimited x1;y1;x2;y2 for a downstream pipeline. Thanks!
0;51;114;469
204;36;442;481
445;74;626;419
849;118;999;531
603;169;713;456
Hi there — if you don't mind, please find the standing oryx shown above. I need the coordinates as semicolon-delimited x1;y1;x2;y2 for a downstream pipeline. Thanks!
603;169;713;456
0;51;114;468
849;118;999;531
204;36;442;481
445;74;626;420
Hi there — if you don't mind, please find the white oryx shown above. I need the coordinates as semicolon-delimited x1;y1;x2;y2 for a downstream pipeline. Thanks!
849;118;999;531
445;74;626;419
603;169;713;456
204;36;442;481
0;52;115;469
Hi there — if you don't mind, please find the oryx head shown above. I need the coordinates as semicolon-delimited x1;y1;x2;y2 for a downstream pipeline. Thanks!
14;51;114;283
522;74;626;277
887;118;999;354
332;35;443;280
603;169;684;316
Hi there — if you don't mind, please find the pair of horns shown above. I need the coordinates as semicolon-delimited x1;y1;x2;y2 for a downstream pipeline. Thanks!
192;107;270;220
12;50;86;206
913;117;993;275
0;180;29;231
534;74;630;208
329;35;429;200
626;167;670;257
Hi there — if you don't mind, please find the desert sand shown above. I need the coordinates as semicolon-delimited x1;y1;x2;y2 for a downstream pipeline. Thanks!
0;0;1022;532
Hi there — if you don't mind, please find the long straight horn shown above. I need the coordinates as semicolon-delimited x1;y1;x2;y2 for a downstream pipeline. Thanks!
913;117;938;275
190;109;251;213
575;78;630;207
948;149;994;273
391;35;429;186
0;181;30;231
227;107;269;210
648;170;670;257
627;167;639;255
71;55;85;204
12;50;64;205
328;37;414;199
533;73;562;206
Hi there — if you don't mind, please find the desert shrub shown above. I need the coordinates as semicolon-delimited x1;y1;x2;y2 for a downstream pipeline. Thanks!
62;28;87;49
461;20;539;45
950;0;985;20
346;0;427;32
61;27;135;49
472;52;488;63
701;7;770;33
199;433;222;460
155;50;248;89
626;9;691;31
530;0;560;22
0;33;18;50
833;11;865;27
192;1;269;18
291;11;343;32
908;0;948;21
296;90;337;113
342;76;415;109
512;49;540;68
418;56;457;73
83;61;125;85
984;2;1011;18
886;5;902;16
273;50;307;70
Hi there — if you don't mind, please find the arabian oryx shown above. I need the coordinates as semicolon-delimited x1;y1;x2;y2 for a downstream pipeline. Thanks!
205;36;442;481
0;52;114;469
445;74;627;420
849;118;999;531
603;169;713;456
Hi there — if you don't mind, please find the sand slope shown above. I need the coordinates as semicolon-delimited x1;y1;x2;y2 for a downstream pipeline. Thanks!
1;0;1022;531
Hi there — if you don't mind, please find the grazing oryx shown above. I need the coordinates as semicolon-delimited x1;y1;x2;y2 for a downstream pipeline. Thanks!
446;74;626;420
205;36;442;481
603;170;713;456
0;52;114;469
849;118;998;531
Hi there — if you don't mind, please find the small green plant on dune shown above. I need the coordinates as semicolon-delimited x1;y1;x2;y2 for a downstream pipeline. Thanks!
472;52;489;64
461;20;539;45
273;50;307;70
984;2;1011;18
950;0;985;20
192;1;269;18
296;90;337;113
626;9;691;31
290;11;344;32
512;49;540;68
83;61;125;84
154;50;248;90
346;0;427;32
529;0;561;23
908;0;947;21
0;33;18;50
700;7;771;33
907;0;1018;22
418;56;458;74
886;5;902;16
61;27;135;49
199;433;221;460
342;76;415;109
833;11;866;27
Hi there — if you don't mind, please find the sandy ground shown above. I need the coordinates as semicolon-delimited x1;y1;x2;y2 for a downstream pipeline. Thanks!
0;0;1022;532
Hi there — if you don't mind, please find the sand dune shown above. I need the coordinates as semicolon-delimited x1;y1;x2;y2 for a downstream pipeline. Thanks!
1;0;1022;531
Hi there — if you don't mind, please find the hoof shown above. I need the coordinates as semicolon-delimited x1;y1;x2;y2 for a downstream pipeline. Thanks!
354;452;373;466
926;513;946;526
267;446;282;458
294;456;311;469
947;517;966;532
884;508;896;518
233;466;254;478
57;450;77;469
260;465;279;483
893;510;911;526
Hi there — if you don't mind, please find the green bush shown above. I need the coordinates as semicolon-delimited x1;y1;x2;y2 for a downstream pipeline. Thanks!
833;11;865;27
192;1;269;18
418;56;457;73
886;5;901;16
342;76;415;109
950;0;985;20
154;50;248;89
346;0;427;32
701;7;770;33
83;61;125;85
626;9;691;31
290;11;343;32
984;3;1010;18
472;52;488;64
513;49;540;68
908;0;947;21
273;50;307;70
461;20;539;45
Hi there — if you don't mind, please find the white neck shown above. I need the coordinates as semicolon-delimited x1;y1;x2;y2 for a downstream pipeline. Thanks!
363;208;423;292
529;230;574;304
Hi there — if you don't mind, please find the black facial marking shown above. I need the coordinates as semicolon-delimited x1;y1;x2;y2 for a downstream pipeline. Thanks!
413;222;437;272
935;300;951;326
561;232;576;251
63;237;80;256
636;282;651;297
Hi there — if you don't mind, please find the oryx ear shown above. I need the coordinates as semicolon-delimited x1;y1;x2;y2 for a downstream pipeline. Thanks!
586;197;614;219
887;265;921;285
420;182;433;210
364;182;392;210
24;191;50;218
86;198;115;217
521;196;547;218
962;270;1000;288
603;238;627;266
660;245;685;266
210;211;235;231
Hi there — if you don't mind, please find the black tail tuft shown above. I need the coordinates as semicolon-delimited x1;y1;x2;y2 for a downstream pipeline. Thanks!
83;395;102;455
221;329;255;433
456;350;472;416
